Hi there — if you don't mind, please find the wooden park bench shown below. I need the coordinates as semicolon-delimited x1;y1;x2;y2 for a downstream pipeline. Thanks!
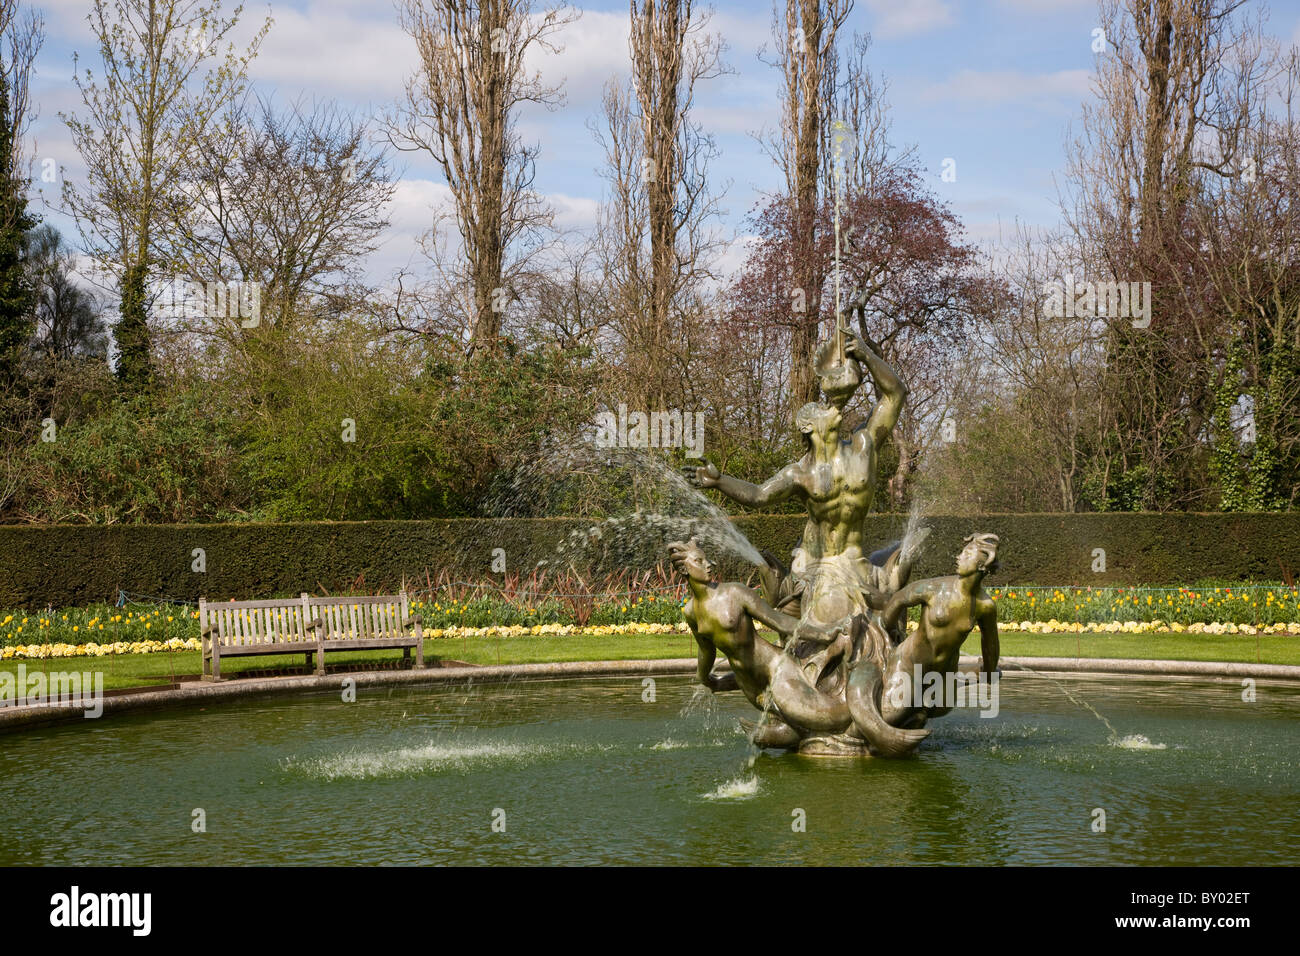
200;592;424;681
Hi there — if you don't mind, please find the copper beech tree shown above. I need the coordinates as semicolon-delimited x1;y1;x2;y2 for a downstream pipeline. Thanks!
727;163;1001;508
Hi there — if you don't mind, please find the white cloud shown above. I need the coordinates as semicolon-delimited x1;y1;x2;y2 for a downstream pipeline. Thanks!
693;102;771;137
995;0;1094;10
921;68;1092;107
712;232;758;283
531;9;631;111
534;6;771;112
862;0;956;38
368;177;452;276
249;6;415;103
549;192;599;233
369;178;604;281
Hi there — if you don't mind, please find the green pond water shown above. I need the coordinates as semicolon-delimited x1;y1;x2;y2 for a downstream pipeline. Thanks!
1;673;1296;865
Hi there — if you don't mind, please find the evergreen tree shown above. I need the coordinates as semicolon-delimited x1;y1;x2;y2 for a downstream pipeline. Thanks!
114;260;150;389
0;69;36;387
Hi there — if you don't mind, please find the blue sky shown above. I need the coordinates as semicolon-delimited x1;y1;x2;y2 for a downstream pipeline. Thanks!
23;0;1300;285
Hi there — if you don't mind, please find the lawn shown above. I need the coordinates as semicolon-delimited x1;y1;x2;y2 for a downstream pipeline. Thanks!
2;628;1297;694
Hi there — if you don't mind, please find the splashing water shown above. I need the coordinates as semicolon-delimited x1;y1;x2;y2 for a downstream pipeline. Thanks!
1112;734;1167;751
676;683;742;744
680;684;719;721
899;498;931;568
282;739;610;780
1001;662;1121;740
703;774;761;801
486;435;764;571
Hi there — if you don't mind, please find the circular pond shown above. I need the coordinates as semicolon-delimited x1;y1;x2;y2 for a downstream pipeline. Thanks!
2;673;1296;865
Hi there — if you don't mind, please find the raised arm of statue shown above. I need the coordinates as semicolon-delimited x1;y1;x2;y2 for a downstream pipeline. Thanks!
740;590;795;636
682;460;801;508
740;587;828;643
845;328;907;450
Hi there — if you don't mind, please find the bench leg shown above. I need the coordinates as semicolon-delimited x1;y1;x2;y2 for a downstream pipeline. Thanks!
315;641;326;677
403;646;410;668
305;652;313;670
415;631;426;670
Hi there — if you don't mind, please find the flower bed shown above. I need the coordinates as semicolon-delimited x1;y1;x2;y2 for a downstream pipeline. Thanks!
4;585;1300;660
989;585;1300;626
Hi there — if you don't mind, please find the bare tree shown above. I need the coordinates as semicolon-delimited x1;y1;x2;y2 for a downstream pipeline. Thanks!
588;4;726;412
386;0;575;356
0;0;41;202
1062;0;1271;509
1190;50;1300;509
758;0;852;408
61;0;270;390
167;97;394;340
827;33;914;200
27;224;107;361
623;0;727;407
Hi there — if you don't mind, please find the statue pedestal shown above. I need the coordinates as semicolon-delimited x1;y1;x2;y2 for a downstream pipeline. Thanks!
796;733;874;758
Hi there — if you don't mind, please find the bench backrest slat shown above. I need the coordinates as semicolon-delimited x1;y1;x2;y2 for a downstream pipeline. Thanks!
302;593;409;642
204;593;412;649
203;597;318;648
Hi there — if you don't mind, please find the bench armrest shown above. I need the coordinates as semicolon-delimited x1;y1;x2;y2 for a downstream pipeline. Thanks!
403;615;422;628
201;624;217;638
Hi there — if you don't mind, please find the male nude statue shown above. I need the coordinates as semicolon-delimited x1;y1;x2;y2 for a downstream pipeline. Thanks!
683;324;907;646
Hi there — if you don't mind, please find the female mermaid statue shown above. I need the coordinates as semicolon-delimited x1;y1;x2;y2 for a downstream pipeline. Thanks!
670;538;850;747
854;533;1001;736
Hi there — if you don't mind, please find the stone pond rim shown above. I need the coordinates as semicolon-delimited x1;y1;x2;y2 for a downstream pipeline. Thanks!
3;654;1297;735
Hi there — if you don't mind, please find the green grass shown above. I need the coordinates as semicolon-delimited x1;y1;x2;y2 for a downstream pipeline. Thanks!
992;631;1300;666
0;633;698;692
8;583;1300;653
3;629;1298;694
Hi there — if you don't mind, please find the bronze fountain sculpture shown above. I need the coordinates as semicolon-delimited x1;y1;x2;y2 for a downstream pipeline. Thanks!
676;293;1001;757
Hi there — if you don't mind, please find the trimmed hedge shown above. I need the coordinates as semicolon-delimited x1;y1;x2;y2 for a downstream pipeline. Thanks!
4;513;1300;609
